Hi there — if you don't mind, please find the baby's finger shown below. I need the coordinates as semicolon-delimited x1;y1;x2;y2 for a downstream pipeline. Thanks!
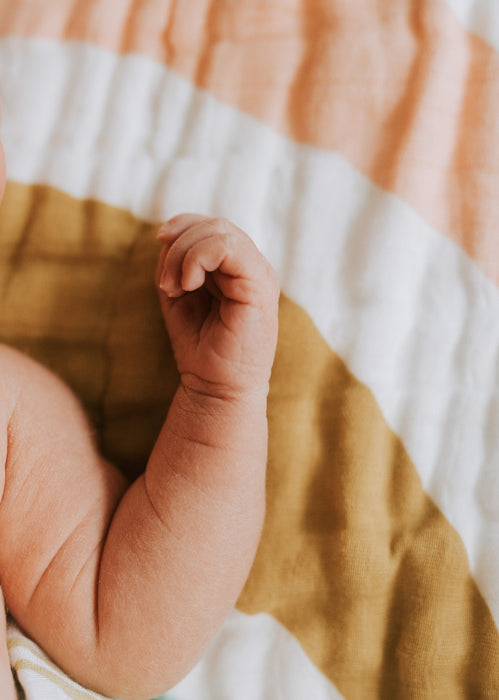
181;235;233;292
184;220;273;300
201;219;266;284
159;223;214;297
155;242;169;289
156;216;213;292
156;214;208;245
159;217;274;301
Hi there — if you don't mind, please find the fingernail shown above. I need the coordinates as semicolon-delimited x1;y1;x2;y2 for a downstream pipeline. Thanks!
159;266;169;290
159;271;183;298
156;223;171;240
160;281;183;298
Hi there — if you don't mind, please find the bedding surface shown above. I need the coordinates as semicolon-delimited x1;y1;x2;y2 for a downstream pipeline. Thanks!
1;0;499;698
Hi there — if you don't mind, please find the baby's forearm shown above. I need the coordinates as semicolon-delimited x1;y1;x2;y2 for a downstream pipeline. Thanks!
96;379;268;698
0;344;269;700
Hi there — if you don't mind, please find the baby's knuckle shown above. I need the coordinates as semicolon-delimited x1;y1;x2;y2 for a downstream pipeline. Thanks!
221;232;236;254
269;262;279;283
264;262;280;293
209;217;231;234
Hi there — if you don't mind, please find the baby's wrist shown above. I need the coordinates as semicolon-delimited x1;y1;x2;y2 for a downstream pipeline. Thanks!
179;372;270;405
171;373;270;465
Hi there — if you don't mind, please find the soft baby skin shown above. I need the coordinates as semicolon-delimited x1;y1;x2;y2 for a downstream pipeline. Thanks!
0;209;279;699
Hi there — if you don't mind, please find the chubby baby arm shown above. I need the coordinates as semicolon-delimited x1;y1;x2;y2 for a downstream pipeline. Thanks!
97;216;279;696
0;216;279;700
0;346;130;693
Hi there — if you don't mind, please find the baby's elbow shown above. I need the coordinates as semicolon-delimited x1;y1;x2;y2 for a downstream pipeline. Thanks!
91;643;196;700
88;666;175;700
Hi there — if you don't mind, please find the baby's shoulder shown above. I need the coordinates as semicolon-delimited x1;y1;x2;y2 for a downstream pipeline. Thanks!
0;344;89;482
0;343;75;409
0;343;41;399
0;344;25;445
0;342;51;380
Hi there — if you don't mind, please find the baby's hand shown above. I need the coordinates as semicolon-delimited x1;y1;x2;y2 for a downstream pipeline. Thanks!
156;215;279;399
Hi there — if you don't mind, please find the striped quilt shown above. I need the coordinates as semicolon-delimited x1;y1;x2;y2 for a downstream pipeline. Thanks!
2;0;499;698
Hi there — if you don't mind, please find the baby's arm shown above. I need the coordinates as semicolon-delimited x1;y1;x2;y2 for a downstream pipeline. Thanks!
97;217;278;695
0;216;279;700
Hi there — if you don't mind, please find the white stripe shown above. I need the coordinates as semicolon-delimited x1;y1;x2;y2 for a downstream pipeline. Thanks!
1;37;499;628
441;0;499;51
173;610;343;700
7;620;106;699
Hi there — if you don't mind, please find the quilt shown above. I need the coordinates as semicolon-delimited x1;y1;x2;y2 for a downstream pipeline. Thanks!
1;0;499;698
